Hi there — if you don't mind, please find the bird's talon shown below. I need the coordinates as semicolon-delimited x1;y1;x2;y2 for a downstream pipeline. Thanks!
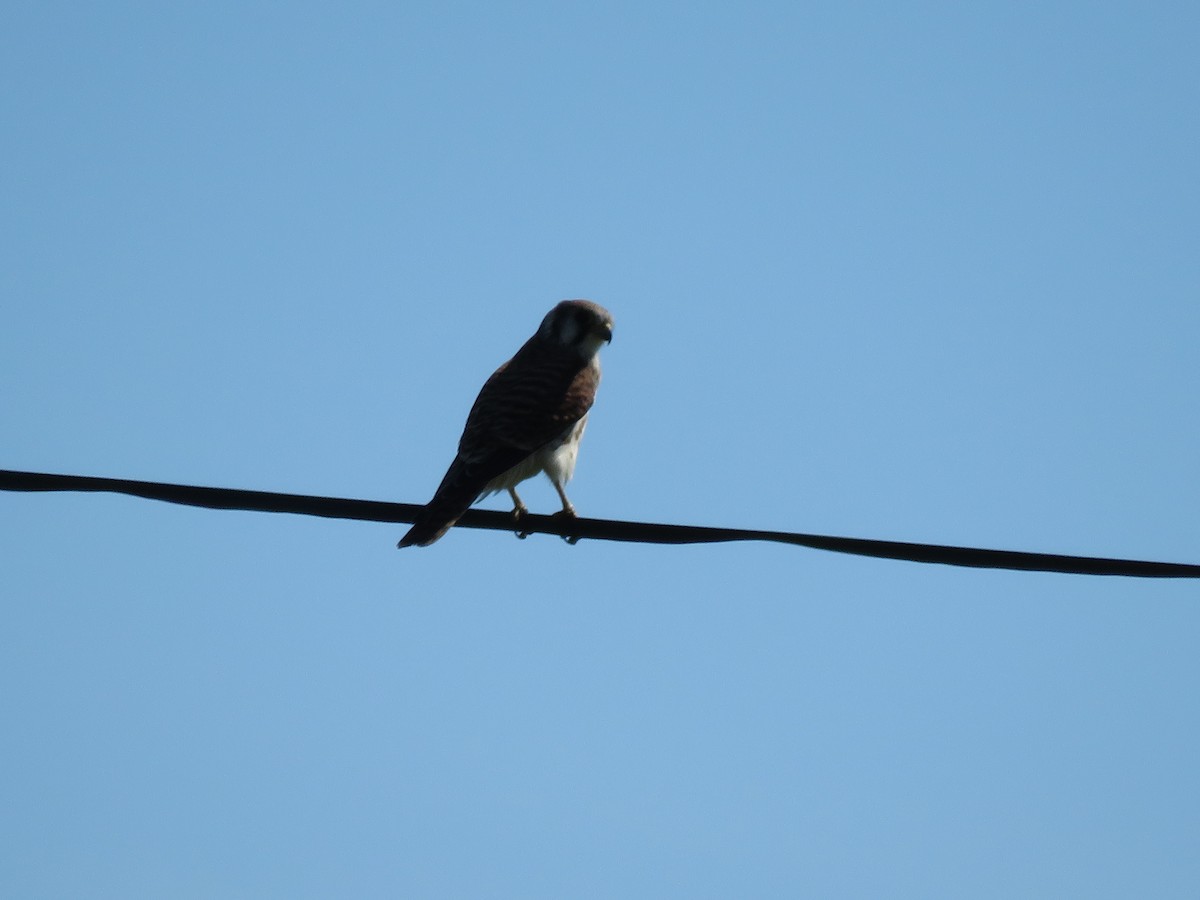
511;506;531;539
551;509;581;545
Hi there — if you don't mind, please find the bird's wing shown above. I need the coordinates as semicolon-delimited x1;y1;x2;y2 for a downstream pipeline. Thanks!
459;348;599;459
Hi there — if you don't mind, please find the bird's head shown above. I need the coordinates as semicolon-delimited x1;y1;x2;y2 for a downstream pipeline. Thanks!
538;299;614;358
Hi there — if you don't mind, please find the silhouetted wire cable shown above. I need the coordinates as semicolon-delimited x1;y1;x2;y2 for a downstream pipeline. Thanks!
2;468;1198;579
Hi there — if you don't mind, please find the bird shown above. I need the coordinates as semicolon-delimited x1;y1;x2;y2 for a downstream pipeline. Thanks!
398;299;614;548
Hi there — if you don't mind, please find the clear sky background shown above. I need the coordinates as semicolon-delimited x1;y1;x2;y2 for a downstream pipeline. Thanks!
3;2;1198;897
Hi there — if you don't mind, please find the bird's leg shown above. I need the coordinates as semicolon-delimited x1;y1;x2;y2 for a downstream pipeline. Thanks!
550;482;581;545
508;488;531;539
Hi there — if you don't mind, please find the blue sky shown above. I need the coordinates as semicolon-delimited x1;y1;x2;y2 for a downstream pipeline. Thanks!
3;1;1199;896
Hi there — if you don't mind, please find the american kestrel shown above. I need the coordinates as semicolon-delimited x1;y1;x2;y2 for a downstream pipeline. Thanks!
398;300;614;548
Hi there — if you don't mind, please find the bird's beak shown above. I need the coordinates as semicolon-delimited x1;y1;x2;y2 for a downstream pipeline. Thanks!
597;322;613;344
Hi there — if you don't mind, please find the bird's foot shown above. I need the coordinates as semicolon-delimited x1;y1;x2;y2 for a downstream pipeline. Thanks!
551;508;581;545
512;504;531;540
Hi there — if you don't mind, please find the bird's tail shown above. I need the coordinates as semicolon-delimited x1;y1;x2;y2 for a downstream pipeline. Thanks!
397;457;481;548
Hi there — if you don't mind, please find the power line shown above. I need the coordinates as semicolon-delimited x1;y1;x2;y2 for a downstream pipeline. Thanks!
2;468;1197;579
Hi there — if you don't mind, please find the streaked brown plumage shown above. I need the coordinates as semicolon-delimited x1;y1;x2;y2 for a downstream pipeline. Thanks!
398;300;614;548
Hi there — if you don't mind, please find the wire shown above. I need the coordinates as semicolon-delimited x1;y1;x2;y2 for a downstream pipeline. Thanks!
2;468;1197;578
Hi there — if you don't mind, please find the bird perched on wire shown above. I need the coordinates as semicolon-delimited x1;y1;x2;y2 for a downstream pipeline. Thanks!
398;300;614;548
